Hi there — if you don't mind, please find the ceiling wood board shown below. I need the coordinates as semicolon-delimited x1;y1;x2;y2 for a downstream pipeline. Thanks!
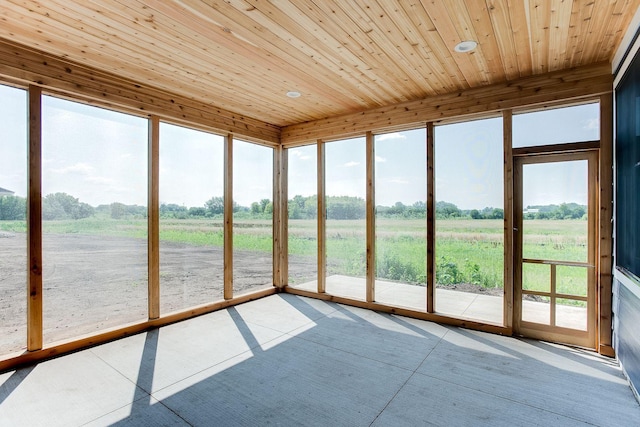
281;62;613;145
0;39;281;144
0;0;637;128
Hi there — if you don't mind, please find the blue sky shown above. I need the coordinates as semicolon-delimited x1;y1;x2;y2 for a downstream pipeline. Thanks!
1;84;599;210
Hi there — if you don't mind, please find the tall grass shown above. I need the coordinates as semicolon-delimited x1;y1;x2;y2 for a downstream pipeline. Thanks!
1;217;589;301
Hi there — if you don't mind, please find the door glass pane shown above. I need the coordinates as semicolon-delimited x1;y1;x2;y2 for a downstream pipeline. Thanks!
233;140;273;295
556;298;587;330
522;263;550;293
522;264;551;325
522;161;588;263
0;84;27;355
522;296;550;325
521;159;589;330
374;129;427;311
556;265;588;297
159;123;224;313
42;96;148;343
325;137;366;300
556;265;588;331
435;118;504;324
287;145;317;290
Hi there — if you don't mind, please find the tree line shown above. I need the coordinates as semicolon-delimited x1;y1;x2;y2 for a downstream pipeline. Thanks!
0;193;585;221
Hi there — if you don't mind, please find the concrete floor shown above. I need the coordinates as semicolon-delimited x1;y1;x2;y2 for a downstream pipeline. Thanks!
0;293;637;426
294;275;588;329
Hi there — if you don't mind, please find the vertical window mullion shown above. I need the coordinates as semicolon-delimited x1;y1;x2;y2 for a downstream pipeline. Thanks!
366;131;375;303
148;115;160;320
27;85;43;351
317;140;326;294
426;122;435;313
224;134;233;300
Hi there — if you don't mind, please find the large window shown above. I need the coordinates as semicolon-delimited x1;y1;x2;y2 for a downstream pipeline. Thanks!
287;144;318;289
324;137;367;300
42;96;148;343
0;85;27;355
513;103;599;147
233;140;273;295
435;118;504;324
374;129;427;311
159;123;225;312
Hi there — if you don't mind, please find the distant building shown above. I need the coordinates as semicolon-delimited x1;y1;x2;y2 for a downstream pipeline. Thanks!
0;187;15;196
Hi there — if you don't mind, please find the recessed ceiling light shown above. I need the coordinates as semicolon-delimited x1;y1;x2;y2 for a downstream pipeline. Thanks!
286;91;301;98
454;40;478;53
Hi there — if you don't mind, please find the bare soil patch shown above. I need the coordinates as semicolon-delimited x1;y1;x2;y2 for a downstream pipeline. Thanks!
0;232;280;353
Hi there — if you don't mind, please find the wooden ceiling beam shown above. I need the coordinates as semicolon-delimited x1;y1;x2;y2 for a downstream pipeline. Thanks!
281;62;612;146
0;39;281;145
0;35;614;148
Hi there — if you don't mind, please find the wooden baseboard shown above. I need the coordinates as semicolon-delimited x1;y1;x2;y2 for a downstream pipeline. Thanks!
0;287;276;373
599;344;616;358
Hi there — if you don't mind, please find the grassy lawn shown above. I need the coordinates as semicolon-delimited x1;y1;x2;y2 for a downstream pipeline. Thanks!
1;217;589;303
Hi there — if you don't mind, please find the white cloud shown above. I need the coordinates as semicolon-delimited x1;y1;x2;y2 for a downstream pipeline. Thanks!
390;178;409;184
375;155;386;163
343;161;360;167
86;176;116;185
50;162;94;175
291;149;311;160
584;118;599;130
376;132;406;141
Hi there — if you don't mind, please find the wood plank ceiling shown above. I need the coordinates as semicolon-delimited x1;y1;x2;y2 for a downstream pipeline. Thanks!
0;0;638;128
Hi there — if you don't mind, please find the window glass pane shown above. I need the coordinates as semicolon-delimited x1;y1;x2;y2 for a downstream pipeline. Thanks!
287;145;317;289
233;140;273;295
435;118;504;324
325;137;366;300
159;123;224;312
0;85;27;355
42;96;148;343
513;103;599;147
374;129;427;311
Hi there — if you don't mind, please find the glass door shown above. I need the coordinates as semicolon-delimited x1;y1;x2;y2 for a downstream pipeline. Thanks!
514;151;597;348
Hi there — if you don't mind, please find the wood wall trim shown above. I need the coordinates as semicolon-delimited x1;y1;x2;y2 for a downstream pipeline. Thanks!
588;150;599;348
224;134;234;300
274;145;288;288
148;116;160;320
285;287;508;335
317;140;326;293
599;93;614;353
27;85;42;351
426;123;435;313
281;62;613;145
503;110;514;330
0;287;277;374
512;141;600;157
366;131;375;303
0;39;280;145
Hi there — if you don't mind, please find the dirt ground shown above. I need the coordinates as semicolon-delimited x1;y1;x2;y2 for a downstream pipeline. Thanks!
437;282;504;296
0;232;316;354
1;231;503;355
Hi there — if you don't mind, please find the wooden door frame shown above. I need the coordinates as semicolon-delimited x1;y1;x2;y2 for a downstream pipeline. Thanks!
513;145;599;348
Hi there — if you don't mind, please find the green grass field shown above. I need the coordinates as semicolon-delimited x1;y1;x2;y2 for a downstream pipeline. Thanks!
1;217;589;303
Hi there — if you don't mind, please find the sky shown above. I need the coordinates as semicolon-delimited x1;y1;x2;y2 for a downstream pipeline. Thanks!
1;84;599;210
